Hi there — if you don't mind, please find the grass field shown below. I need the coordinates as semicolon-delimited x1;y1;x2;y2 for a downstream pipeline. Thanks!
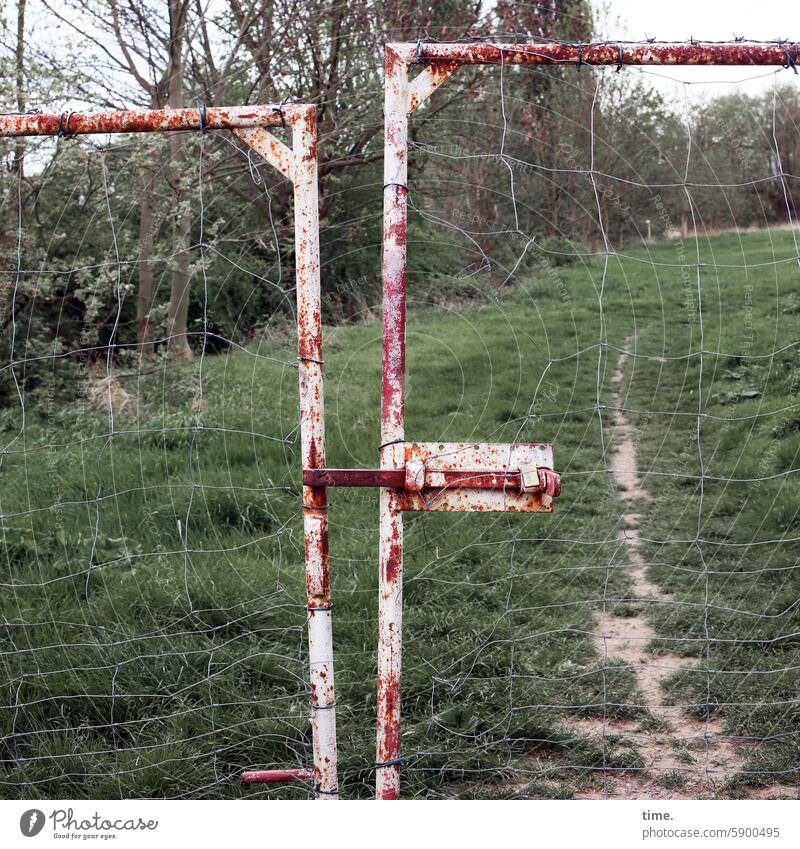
1;229;799;799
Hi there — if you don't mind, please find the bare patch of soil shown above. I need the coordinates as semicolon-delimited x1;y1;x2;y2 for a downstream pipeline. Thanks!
572;342;746;799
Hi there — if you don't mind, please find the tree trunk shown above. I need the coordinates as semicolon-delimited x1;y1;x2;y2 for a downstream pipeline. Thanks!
136;92;160;357
13;0;26;197
136;171;157;355
165;0;193;360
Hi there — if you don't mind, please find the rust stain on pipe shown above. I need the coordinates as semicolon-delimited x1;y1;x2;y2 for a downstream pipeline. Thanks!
391;41;798;67
242;769;313;784
0;104;302;138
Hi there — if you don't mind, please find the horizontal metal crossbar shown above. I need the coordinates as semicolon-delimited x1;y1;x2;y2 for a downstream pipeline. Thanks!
391;41;799;67
304;468;550;491
0;104;309;138
241;769;313;784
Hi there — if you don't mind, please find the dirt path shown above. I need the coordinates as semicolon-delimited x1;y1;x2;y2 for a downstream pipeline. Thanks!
573;343;745;799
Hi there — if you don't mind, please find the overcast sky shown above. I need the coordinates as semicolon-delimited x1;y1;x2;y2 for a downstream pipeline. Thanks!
593;0;799;101
19;1;799;110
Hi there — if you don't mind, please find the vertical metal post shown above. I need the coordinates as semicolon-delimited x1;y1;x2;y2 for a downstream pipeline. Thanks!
376;45;409;800
292;105;339;799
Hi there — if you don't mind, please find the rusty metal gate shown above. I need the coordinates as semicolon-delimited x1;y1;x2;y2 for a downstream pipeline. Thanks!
2;39;796;802
0;103;338;798
372;39;795;801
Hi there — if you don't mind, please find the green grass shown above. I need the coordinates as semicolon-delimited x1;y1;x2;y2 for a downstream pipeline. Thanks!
1;229;799;798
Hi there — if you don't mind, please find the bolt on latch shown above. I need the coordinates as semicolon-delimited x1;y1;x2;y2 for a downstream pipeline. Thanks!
404;459;426;492
402;459;561;498
519;463;561;498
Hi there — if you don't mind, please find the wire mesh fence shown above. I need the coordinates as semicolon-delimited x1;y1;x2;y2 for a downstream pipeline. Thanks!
1;39;800;800
0;124;323;799
390;49;800;800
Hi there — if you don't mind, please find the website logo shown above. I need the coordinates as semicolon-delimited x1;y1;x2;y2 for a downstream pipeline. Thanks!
19;810;46;838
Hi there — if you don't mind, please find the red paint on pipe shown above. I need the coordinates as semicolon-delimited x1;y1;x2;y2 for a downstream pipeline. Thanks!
302;467;563;493
376;668;402;800
242;769;313;784
408;61;463;113
0;105;298;137
380;787;400;800
304;468;402;487
385;216;408;246
383;540;402;585
391;41;798;67
289;105;338;799
376;46;409;801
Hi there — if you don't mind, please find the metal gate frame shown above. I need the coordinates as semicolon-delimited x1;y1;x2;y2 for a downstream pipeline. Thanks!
0;104;340;799
3;40;794;804
377;40;796;800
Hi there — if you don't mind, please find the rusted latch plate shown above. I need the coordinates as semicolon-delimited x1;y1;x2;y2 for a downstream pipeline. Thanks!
396;442;555;513
302;442;559;512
